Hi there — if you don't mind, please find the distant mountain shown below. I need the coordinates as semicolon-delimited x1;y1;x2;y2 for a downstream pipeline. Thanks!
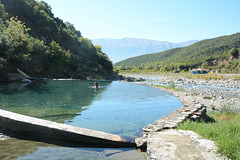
114;33;240;73
92;38;199;63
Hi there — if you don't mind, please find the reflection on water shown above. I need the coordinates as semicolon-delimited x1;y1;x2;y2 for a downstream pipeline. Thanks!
18;146;146;160
0;137;146;160
0;80;111;123
65;82;184;138
0;80;183;159
0;137;56;160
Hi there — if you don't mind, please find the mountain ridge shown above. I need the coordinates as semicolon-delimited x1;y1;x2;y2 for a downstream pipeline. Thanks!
92;38;199;63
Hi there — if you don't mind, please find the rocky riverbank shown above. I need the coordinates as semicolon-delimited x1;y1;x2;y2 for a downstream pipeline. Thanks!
128;73;232;159
122;73;240;112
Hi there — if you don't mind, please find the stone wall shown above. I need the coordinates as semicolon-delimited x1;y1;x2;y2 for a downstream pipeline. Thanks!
135;86;208;149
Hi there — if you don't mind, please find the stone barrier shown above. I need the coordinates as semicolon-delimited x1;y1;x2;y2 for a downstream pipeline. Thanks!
0;109;134;148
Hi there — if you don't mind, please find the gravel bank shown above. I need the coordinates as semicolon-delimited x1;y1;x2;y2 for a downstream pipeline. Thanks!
123;73;240;111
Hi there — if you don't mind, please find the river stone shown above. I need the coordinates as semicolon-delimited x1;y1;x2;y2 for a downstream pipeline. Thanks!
218;96;224;100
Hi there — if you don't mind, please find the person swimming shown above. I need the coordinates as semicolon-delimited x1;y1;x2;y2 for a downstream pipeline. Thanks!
89;82;101;89
94;82;99;88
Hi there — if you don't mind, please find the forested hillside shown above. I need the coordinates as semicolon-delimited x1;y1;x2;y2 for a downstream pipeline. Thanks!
115;33;240;73
0;0;113;81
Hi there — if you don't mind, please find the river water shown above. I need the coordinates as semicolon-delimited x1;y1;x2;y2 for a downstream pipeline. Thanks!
0;80;183;159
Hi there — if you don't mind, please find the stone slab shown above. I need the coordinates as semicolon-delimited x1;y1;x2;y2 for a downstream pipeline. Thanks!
0;109;134;147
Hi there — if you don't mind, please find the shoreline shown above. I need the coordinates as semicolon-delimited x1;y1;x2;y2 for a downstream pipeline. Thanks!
129;73;232;159
122;73;240;112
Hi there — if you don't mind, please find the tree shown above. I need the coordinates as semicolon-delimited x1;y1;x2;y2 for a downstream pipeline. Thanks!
95;45;102;53
38;1;54;18
65;22;81;38
48;40;71;66
78;37;96;56
94;44;113;72
1;17;31;61
228;48;238;58
0;2;7;19
201;62;208;69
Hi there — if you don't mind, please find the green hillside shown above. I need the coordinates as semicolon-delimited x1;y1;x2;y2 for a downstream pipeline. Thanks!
0;0;113;81
115;33;240;73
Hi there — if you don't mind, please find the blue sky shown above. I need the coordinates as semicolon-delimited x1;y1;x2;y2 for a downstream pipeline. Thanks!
43;0;240;42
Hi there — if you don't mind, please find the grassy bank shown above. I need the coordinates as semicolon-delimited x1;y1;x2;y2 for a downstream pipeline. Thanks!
151;83;183;91
177;111;240;159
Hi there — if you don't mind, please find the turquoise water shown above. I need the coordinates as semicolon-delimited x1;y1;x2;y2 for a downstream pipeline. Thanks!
65;81;183;138
0;80;183;138
0;80;183;159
